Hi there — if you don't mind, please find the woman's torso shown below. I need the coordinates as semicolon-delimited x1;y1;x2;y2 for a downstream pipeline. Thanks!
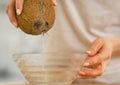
43;0;120;83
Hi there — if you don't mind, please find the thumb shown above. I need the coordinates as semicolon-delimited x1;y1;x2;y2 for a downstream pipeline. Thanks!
86;38;104;56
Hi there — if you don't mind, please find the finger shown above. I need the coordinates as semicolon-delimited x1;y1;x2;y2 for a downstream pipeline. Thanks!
86;38;104;56
84;47;110;66
6;0;18;27
51;0;57;6
15;0;24;15
78;70;97;79
78;74;97;79
79;64;103;78
78;59;110;79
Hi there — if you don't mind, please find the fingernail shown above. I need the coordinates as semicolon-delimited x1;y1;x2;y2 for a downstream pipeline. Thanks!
54;2;57;6
86;51;91;54
12;22;17;28
16;9;21;15
84;62;90;66
79;71;86;75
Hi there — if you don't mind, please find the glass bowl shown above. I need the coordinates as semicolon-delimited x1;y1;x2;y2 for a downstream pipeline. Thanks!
13;52;87;85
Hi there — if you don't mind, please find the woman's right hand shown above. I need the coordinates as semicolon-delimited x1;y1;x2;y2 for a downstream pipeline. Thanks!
6;0;57;28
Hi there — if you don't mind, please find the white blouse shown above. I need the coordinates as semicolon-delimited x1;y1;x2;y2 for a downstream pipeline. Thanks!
43;0;120;83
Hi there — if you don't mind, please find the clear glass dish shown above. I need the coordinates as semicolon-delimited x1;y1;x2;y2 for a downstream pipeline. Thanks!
13;52;87;85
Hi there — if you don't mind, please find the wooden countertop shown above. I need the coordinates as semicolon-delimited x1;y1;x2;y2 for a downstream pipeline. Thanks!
0;83;119;85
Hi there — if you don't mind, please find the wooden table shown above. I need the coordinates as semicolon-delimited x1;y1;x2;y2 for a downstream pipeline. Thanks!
0;83;119;85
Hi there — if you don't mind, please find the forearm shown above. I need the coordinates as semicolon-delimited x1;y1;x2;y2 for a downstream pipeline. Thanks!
112;37;120;56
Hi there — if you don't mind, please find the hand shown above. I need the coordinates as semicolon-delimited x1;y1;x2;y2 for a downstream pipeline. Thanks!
6;0;57;28
78;37;119;79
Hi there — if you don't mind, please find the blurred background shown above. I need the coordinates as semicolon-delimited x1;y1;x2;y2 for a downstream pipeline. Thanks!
0;0;43;82
0;0;24;82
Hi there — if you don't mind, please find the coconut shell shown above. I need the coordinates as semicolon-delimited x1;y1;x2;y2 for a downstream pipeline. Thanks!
17;0;55;35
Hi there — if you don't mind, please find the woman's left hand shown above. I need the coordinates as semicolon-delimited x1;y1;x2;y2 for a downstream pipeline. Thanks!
78;37;119;79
